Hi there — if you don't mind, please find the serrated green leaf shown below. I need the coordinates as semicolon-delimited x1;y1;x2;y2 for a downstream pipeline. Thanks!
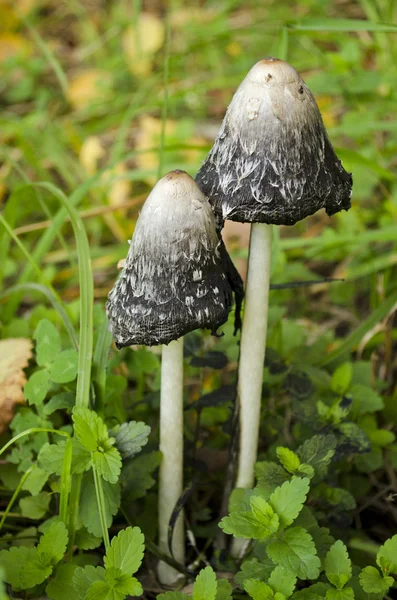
326;587;354;600
324;541;352;589
244;579;274;600
310;526;334;563
0;546;52;589
22;465;48;495
120;451;161;501
93;446;122;484
38;442;65;475
80;474;120;537
276;448;301;474
73;407;108;452
20;491;51;519
297;464;315;478
220;497;279;540
44;392;75;415
193;566;217;600
359;566;393;593
48;349;78;383
46;563;78;600
331;363;353;395
235;558;275;587
38;521;68;567
376;534;397;574
75;527;102;550
24;369;51;405
73;565;106;600
85;580;113;600
255;462;289;497
104;527;145;576
291;582;331;600
349;385;384;414
34;319;61;367
267;527;321;580
111;421;151;460
216;578;233;600
268;566;297;597
296;435;336;480
269;478;310;528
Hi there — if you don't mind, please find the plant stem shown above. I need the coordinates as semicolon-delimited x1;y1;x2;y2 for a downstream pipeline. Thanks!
92;464;110;552
232;222;272;556
157;338;185;585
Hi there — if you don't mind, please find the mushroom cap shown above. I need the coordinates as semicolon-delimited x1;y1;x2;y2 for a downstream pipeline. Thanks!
196;58;352;225
106;170;234;347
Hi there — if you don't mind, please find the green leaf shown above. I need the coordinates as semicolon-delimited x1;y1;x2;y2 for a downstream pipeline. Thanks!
291;582;331;600
48;349;78;383
276;448;301;474
0;546;52;589
120;451;161;501
38;442;66;475
216;578;233;600
235;558;275;587
193;566;217;600
34;319;61;367
325;588;354;600
24;369;51;405
46;563;78;600
73;407;108;451
269;478;310;528
268;566;297;597
244;580;275;600
22;465;48;495
75;527;102;550
38;521;68;567
310;526;335;563
73;565;106;600
331;363;353;395
84;580;113;600
324;541;352;589
220;497;279;540
92;446;122;484
369;429;395;447
20;491;51;519
80;474;120;537
376;534;397;574
290;17;397;32
157;593;190;600
255;462;289;497
44;392;75;415
105;567;143;596
359;566;393;593
349;385;384;414
111;421;151;459
71;439;92;473
267;527;321;580
104;527;145;576
296;435;336;480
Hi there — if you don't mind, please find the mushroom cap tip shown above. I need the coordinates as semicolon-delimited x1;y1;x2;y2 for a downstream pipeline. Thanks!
249;57;302;86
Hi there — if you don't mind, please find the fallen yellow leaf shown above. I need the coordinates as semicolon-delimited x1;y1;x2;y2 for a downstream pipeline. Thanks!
122;13;165;77
0;338;32;433
0;32;32;62
68;69;112;110
79;136;105;175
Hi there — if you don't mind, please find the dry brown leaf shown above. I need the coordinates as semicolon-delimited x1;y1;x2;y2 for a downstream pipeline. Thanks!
0;338;32;433
68;69;111;110
122;13;165;77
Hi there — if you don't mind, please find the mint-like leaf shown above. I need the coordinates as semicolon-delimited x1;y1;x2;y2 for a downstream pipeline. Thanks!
324;541;352;589
111;421;151;459
267;527;320;580
38;521;68;567
255;462;289;497
220;497;279;540
296;435;336;480
92;446;122;484
104;527;145;576
22;465;48;495
216;578;233;600
0;546;52;589
46;563;78;600
269;478;310;528
20;491;51;519
376;534;397;574
48;349;78;384
121;451;161;501
73;407;108;452
268;566;297;597
244;579;274;600
326;587;354;600
193;566;217;600
235;558;275;587
331;363;353;395
276;448;300;474
359;566;393;593
34;319;61;367
80;474;120;537
73;565;105;600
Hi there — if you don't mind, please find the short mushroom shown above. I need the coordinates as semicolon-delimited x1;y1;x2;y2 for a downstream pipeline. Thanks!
106;169;241;583
196;58;352;523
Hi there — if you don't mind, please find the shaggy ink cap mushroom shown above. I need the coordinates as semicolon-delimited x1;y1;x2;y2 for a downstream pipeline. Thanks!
106;170;236;347
196;58;353;226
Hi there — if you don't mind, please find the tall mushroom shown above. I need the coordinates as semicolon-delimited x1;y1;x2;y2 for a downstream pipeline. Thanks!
196;58;352;509
106;169;241;583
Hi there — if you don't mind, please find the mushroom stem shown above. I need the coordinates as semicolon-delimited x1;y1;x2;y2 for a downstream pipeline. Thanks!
231;222;272;556
158;337;185;584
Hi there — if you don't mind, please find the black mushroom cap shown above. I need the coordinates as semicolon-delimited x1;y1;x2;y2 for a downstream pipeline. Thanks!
106;170;240;348
196;58;352;226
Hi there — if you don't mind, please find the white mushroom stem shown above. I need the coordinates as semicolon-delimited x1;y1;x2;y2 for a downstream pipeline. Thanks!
232;222;272;557
158;337;185;584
